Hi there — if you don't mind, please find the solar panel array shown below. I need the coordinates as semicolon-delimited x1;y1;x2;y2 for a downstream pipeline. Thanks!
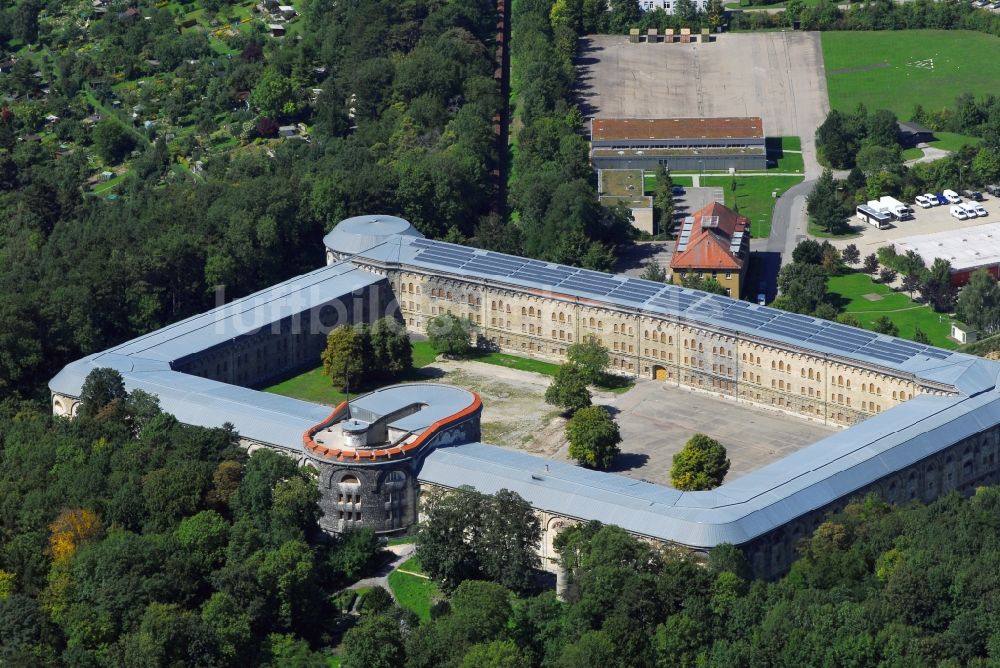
675;217;695;253
407;239;953;368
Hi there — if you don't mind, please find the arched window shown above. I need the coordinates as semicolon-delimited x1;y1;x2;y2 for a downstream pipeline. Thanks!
522;307;527;315
590;317;596;327
340;475;360;485
559;312;566;323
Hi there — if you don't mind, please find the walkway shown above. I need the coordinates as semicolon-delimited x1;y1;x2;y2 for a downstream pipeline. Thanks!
347;542;416;599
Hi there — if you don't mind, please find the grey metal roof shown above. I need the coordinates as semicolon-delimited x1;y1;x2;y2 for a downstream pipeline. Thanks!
45;218;1000;552
50;355;331;452
419;388;1000;547
322;215;423;257
345;383;478;434
341;234;995;395
48;261;386;450
100;261;382;364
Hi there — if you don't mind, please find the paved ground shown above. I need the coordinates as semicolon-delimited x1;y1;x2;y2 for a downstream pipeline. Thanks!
825;194;1000;255
586;379;838;484
576;32;829;179
614;186;723;277
421;360;836;486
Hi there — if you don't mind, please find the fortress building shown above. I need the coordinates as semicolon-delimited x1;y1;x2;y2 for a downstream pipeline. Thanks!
50;214;1000;578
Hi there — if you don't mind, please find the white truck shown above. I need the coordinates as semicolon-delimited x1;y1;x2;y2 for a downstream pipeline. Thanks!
878;196;914;221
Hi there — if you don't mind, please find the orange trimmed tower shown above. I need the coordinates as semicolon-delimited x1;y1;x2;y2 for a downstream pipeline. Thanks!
303;384;482;534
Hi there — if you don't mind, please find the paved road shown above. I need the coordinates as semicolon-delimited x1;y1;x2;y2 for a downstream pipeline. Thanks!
757;178;816;256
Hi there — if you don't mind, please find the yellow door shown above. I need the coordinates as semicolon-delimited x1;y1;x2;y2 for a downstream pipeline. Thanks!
655;366;667;381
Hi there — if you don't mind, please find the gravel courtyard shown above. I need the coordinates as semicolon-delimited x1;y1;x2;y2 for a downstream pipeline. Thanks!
423;360;838;488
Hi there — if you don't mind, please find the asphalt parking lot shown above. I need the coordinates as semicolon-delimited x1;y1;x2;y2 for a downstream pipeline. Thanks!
576;32;829;177
599;379;838;485
829;194;999;254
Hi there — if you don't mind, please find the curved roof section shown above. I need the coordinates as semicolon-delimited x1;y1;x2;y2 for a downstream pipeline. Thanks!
323;215;423;257
420;387;1000;548
347;383;479;434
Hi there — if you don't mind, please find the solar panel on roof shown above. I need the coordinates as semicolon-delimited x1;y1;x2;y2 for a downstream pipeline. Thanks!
760;322;814;340
559;280;614;295
821;323;876;341
807;337;861;354
465;258;520;271
923;349;951;360
862;349;910;364
610;293;648;304
417;255;468;269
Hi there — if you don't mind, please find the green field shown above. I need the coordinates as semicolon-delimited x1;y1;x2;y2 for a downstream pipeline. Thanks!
643;173;694;193
766;136;804;173
827;272;956;349
822;31;1000;117
702;175;803;238
387;569;441;622
263;341;437;405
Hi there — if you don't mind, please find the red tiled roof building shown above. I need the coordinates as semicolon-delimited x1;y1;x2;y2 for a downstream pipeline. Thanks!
669;202;750;298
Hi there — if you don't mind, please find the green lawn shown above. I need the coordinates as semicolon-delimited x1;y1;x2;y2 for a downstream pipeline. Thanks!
263;341;437;405
470;351;633;393
822;30;1000;116
397;555;425;574
701;175;804;238
643;173;694;193
827;272;956;349
807;219;862;239
386;535;415;546
388;570;441;623
766;136;804;173
927;131;981;153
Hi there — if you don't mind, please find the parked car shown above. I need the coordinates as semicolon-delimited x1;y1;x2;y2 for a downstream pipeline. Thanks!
944;189;962;203
936;193;949;205
672;185;685;195
975;204;989;216
987;184;1000;197
915;195;932;208
963;190;985;201
923;193;939;206
951;205;969;220
961;202;981;217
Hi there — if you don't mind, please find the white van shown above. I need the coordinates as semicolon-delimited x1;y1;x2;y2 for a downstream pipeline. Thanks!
961;202;981;217
975;204;988;217
915;195;932;209
923;193;939;206
944;189;961;203
951;205;969;220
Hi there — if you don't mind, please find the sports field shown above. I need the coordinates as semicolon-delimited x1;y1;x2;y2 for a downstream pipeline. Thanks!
822;30;1000;117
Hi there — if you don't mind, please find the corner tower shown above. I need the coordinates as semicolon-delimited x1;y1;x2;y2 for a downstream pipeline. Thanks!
301;384;481;534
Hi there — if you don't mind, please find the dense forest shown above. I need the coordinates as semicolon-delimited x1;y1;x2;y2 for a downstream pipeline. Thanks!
0;381;385;665
0;0;502;399
9;379;1000;665
334;483;1000;667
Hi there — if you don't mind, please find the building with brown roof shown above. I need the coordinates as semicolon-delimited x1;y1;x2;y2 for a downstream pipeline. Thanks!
590;117;766;172
670;202;750;298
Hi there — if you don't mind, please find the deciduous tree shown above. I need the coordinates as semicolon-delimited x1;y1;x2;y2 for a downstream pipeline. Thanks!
427;314;474;358
321;325;366;390
670;433;730;490
567;337;610;384
566;406;621;470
